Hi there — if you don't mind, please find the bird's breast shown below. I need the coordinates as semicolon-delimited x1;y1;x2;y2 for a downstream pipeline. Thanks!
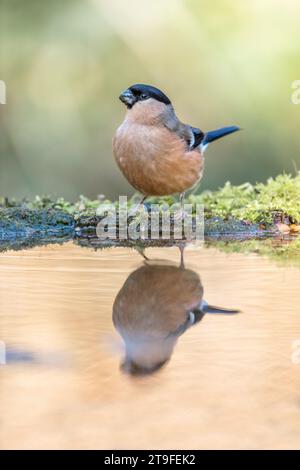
113;122;204;196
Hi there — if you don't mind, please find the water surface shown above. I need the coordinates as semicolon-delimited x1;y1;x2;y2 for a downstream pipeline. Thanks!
1;244;300;449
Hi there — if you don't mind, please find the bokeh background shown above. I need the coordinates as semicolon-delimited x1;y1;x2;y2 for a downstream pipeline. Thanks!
1;0;300;201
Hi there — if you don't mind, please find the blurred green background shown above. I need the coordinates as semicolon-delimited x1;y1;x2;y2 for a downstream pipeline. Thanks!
1;0;300;201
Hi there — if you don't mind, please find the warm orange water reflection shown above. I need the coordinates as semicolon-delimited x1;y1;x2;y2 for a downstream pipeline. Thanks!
1;244;300;449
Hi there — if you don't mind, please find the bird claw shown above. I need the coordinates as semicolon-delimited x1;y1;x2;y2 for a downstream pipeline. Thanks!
173;210;187;222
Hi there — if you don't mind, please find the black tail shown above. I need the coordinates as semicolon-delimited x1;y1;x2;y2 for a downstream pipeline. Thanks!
202;304;240;315
201;300;240;315
202;125;240;146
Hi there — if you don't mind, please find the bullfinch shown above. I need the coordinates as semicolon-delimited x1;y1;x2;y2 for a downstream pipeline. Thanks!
113;261;239;376
113;84;240;210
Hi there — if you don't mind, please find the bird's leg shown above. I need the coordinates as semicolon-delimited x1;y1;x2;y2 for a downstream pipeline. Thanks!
135;245;149;262
180;192;185;217
173;192;186;221
128;195;147;219
179;243;185;269
128;195;149;242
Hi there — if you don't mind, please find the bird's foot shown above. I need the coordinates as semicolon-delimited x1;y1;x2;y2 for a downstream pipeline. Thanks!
128;204;145;219
172;209;188;222
128;196;148;219
127;207;149;241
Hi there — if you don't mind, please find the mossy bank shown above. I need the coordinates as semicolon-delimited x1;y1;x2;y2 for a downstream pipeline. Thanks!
1;173;300;260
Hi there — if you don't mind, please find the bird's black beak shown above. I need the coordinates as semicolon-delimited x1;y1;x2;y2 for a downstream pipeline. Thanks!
119;89;136;108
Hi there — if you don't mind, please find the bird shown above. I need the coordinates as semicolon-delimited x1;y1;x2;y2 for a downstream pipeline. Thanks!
113;260;239;376
113;83;240;213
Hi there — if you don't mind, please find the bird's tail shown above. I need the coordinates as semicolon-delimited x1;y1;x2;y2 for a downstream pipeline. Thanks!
201;126;240;149
200;300;240;315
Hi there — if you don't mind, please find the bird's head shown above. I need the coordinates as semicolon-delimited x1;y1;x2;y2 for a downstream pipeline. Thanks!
119;84;171;109
120;337;174;376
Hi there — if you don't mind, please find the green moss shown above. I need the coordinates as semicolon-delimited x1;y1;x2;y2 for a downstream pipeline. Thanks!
208;237;300;267
0;207;74;229
189;173;300;224
58;172;300;226
2;172;300;227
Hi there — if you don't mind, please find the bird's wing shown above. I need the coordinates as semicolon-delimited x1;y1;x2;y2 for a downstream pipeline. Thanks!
161;107;204;150
190;127;205;150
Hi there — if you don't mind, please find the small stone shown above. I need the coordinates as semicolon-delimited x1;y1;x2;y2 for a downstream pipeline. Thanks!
290;224;300;233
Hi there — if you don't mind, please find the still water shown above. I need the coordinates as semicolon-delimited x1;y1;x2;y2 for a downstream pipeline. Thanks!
1;243;300;449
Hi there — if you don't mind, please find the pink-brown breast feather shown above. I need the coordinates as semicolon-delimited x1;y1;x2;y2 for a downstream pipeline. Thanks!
113;265;203;339
113;119;204;196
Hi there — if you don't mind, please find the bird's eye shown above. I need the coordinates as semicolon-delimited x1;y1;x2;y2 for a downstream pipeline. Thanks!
140;93;148;100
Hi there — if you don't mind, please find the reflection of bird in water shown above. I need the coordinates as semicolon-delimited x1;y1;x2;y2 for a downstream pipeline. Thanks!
113;260;239;376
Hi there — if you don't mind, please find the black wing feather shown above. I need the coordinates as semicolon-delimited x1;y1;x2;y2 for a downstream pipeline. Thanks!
190;127;204;150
